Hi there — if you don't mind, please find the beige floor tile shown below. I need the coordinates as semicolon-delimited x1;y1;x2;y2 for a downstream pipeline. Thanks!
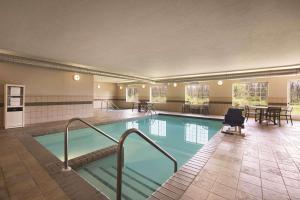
260;171;284;184
216;174;238;189
211;182;236;200
238;180;262;199
194;176;216;191
281;170;300;180
262;189;290;200
239;173;261;187
184;184;210;200
261;179;288;195
283;177;300;189
241;166;260;178
286;186;300;200
207;193;227;200
236;190;261;200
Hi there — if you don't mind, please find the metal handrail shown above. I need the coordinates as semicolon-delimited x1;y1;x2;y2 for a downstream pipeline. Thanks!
106;101;120;110
63;118;118;170
116;128;177;200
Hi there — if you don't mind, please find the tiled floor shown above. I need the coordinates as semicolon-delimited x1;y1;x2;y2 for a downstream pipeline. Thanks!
180;120;300;200
1;110;300;200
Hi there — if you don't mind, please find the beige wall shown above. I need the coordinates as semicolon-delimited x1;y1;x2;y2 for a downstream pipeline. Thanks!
115;75;300;116
0;62;93;96
0;62;94;127
93;81;117;100
93;79;118;111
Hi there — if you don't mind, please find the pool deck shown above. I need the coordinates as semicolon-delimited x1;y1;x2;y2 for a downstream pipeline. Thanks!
0;110;300;200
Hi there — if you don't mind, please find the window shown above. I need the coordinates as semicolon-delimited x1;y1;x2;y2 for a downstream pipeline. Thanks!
185;84;209;105
150;119;166;136
232;82;268;106
126;87;138;102
288;80;300;115
185;124;208;144
150;85;167;103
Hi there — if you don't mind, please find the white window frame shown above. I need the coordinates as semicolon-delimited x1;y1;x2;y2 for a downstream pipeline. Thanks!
287;79;300;115
150;85;167;103
126;87;139;102
185;83;209;105
232;82;268;107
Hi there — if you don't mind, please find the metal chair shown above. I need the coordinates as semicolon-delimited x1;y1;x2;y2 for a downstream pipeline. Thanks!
280;106;293;125
244;105;258;121
266;107;281;126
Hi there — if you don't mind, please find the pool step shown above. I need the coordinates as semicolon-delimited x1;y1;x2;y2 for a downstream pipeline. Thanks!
69;145;118;169
77;158;161;200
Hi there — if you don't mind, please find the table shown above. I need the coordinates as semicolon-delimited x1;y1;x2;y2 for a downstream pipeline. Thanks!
132;101;156;113
249;105;286;124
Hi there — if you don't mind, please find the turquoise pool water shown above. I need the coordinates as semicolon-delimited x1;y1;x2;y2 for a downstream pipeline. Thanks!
35;115;222;200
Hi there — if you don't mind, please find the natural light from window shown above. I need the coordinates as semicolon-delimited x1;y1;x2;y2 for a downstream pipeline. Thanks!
185;83;209;105
126;87;138;102
232;82;268;107
288;80;300;115
150;85;167;103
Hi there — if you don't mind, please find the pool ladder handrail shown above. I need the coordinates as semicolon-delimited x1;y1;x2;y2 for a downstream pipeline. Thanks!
63;118;119;170
116;128;178;200
62;118;178;200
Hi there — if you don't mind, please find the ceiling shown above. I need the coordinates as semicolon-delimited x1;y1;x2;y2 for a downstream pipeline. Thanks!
0;0;300;80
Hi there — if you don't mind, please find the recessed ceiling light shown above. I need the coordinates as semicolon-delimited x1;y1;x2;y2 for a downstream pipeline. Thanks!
73;74;80;81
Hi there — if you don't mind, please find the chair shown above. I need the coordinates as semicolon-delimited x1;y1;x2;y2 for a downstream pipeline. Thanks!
266;107;281;126
222;108;245;135
244;105;258;121
182;102;190;113
201;102;209;115
280;106;293;125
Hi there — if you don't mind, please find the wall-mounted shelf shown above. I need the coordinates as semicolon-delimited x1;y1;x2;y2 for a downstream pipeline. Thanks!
4;84;25;129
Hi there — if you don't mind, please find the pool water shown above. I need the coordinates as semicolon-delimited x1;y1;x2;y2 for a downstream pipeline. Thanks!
35;115;222;200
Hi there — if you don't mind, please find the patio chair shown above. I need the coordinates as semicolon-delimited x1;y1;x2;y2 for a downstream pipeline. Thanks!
280;106;293;125
244;105;258;121
201;102;209;115
266;107;281;126
222;108;245;135
182;102;190;113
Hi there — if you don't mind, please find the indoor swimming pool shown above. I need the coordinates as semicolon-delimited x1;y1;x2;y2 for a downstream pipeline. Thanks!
35;114;222;200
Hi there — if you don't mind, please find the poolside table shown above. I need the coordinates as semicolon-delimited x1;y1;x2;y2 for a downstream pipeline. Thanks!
250;105;286;124
250;106;268;124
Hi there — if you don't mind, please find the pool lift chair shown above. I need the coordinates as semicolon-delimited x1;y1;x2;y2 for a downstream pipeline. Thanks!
222;108;245;136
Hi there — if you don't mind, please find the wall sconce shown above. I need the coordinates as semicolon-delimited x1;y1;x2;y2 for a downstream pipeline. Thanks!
173;82;178;87
142;84;146;88
97;84;101;89
119;85;123;90
73;74;80;81
217;80;223;86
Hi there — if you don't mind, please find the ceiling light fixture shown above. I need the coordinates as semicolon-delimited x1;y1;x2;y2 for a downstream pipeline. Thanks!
73;74;80;81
